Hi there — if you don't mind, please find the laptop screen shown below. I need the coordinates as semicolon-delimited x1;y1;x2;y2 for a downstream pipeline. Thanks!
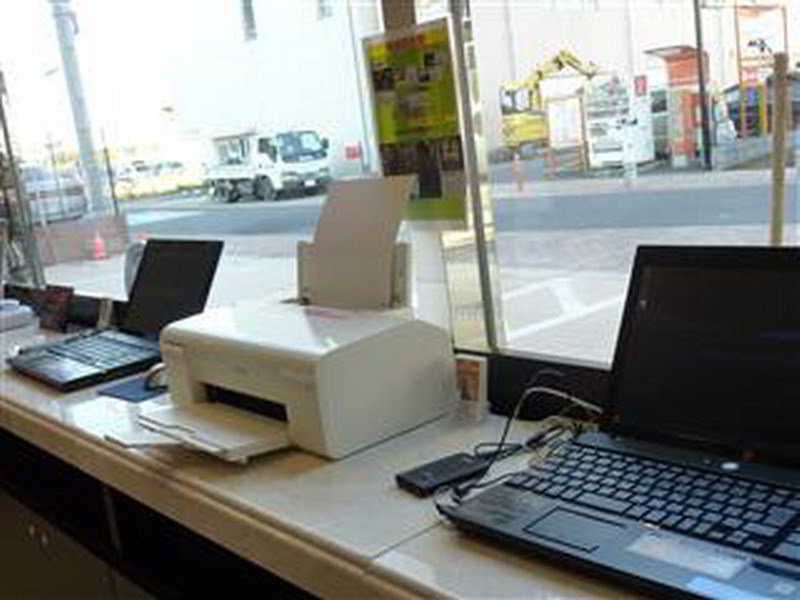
121;239;223;339
609;246;800;465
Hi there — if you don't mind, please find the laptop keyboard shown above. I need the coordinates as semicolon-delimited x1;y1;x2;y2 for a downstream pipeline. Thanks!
47;333;157;369
506;443;800;563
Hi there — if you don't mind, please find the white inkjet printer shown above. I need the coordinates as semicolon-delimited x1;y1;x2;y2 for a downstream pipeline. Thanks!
138;301;457;462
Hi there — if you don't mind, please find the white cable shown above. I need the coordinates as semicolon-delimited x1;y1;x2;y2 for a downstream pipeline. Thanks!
521;385;603;415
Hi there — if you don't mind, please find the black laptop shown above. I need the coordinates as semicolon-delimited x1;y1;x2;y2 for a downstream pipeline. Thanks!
9;239;223;391
442;246;800;599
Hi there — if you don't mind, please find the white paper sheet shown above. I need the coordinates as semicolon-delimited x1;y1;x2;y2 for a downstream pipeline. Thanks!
309;176;414;309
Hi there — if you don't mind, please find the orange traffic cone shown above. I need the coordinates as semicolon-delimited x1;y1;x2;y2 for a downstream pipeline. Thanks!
92;231;107;260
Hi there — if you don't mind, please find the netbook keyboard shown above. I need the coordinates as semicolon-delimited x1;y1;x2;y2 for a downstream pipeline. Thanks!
47;331;158;369
505;443;800;564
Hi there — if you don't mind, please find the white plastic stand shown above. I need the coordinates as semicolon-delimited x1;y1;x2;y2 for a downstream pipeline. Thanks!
410;227;452;334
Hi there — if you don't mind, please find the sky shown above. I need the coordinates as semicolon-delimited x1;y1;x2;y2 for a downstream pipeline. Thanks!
0;0;192;158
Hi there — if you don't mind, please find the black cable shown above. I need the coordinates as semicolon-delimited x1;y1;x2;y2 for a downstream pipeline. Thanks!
472;441;522;461
513;368;567;420
523;423;565;451
452;368;568;502
524;367;565;387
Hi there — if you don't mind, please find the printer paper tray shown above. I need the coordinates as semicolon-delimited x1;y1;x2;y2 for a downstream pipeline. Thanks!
138;403;290;463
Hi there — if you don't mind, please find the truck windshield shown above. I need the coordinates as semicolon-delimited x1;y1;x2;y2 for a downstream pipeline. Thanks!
276;131;325;162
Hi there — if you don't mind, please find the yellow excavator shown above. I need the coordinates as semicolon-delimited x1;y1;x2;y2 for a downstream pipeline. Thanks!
500;49;599;155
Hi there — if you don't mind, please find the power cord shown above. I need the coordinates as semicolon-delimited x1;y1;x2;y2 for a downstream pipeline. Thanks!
521;385;601;416
432;371;602;516
449;368;589;503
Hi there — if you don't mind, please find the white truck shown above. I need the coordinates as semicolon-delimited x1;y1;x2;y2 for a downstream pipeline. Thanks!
207;129;331;202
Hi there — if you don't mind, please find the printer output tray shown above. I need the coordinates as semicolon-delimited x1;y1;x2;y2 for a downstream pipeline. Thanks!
138;403;290;463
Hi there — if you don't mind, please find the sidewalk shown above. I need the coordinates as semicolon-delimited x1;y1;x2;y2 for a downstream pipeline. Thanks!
493;166;790;199
122;167;793;208
43;164;800;367
45;247;298;309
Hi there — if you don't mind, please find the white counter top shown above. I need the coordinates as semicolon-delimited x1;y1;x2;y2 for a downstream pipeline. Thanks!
0;324;645;599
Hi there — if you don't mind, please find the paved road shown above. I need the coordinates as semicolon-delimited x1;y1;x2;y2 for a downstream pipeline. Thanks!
121;173;794;241
103;169;798;365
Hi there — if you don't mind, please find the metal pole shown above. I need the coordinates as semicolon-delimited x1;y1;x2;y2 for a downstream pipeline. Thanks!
450;0;500;350
502;0;517;81
770;53;789;247
46;133;65;214
734;5;747;138
716;8;726;90
623;0;638;186
100;128;118;214
0;79;45;286
49;0;106;214
693;0;713;170
345;0;373;174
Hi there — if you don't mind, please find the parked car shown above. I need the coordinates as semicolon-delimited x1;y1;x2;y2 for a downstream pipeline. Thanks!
115;160;207;198
20;166;88;224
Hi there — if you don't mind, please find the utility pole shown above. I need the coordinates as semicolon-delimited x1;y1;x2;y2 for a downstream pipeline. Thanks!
623;0;638;187
48;0;106;214
502;0;517;81
693;0;713;170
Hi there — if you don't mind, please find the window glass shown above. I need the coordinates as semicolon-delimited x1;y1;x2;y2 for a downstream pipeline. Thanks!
0;1;382;308
467;0;798;365
2;0;797;370
275;131;325;161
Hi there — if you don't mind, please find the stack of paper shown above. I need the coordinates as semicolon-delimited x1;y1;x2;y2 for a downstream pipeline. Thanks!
308;175;414;309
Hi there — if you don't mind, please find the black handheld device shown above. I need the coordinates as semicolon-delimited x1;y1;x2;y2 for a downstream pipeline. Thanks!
395;453;491;497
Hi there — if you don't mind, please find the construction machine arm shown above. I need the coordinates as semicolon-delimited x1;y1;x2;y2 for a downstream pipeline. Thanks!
521;49;599;88
557;49;599;79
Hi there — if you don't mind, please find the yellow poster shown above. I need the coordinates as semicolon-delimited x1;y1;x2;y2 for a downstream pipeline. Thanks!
364;19;466;225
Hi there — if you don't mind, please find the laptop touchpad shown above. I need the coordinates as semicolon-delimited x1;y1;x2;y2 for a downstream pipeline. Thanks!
524;508;626;553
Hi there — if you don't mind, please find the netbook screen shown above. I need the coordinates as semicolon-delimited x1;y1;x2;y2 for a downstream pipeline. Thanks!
121;239;223;339
611;248;800;465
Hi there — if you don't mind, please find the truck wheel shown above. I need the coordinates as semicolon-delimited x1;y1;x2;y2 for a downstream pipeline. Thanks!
212;182;227;202
254;177;276;201
225;186;240;203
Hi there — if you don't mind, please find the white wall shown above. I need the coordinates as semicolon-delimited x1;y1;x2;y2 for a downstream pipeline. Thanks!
166;0;381;177
472;3;698;152
470;0;797;153
163;0;798;164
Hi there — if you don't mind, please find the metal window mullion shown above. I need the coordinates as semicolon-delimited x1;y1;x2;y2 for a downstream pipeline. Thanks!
449;0;500;351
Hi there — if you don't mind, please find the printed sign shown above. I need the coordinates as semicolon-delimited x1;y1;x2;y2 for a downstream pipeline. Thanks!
736;5;786;74
364;18;467;226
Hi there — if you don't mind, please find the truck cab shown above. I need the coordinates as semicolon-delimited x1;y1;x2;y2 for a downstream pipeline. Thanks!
209;130;331;202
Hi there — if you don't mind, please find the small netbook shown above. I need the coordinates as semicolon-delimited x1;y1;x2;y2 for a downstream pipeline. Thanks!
9;239;223;391
443;246;800;600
